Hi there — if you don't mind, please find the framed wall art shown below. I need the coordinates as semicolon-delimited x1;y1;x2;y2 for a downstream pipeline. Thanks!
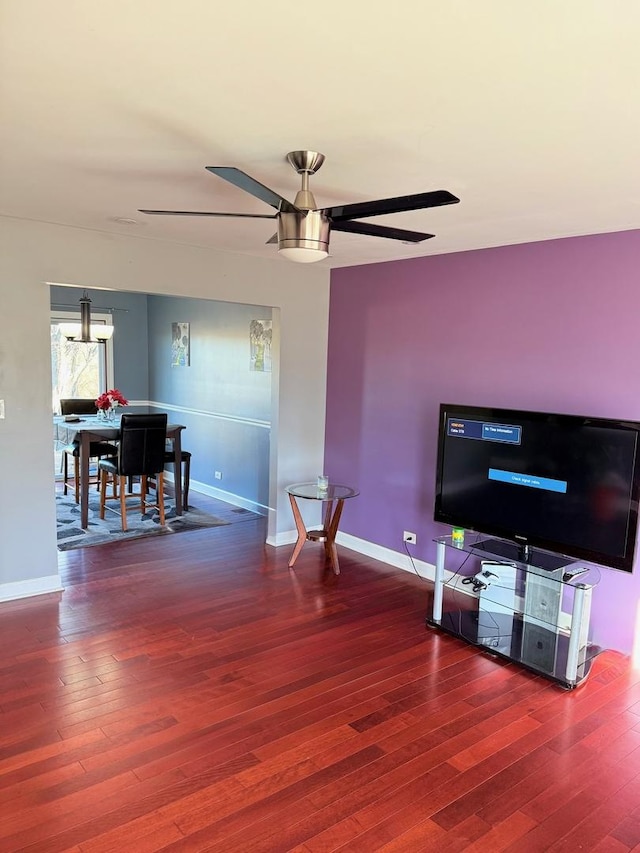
171;321;190;367
249;319;272;372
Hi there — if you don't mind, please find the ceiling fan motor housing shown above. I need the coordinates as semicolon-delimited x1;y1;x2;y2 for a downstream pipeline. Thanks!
278;210;330;254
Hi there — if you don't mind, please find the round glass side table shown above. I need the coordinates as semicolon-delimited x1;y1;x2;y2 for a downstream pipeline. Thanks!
285;482;359;575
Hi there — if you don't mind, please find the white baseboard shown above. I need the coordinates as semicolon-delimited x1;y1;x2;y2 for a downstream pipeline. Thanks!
267;528;300;548
268;528;439;582
336;531;438;581
165;472;268;516
0;575;64;604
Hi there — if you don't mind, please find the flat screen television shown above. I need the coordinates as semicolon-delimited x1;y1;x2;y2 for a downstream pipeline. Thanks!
434;404;640;572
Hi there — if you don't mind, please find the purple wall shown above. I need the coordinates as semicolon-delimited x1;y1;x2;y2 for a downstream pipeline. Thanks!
326;230;640;655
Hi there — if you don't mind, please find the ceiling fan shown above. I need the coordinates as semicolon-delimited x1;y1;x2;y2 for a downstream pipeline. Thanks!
139;151;460;263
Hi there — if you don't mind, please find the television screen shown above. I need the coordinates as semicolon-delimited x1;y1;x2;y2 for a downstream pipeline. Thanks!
434;404;640;572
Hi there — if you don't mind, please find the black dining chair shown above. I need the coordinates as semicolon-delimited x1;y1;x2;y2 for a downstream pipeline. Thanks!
59;398;118;503
98;414;168;531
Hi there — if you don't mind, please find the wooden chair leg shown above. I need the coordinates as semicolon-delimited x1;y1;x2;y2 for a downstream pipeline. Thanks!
74;456;80;504
119;475;128;531
141;476;148;513
157;472;166;525
63;452;70;496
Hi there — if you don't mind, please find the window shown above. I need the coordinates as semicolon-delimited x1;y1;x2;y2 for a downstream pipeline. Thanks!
50;310;113;413
51;310;114;475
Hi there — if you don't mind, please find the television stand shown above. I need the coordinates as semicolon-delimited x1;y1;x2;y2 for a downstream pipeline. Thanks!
472;538;571;572
427;535;601;688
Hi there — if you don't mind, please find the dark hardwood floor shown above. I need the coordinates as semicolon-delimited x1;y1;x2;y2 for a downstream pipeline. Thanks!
1;491;640;852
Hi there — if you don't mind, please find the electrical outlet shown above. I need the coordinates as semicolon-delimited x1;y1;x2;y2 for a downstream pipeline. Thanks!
214;471;222;480
403;531;417;545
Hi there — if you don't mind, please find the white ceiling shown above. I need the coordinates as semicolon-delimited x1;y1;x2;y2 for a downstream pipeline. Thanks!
2;1;639;269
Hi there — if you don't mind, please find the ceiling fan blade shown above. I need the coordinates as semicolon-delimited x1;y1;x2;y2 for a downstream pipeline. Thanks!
265;233;278;245
332;220;434;243
206;166;297;213
138;209;277;219
326;190;459;222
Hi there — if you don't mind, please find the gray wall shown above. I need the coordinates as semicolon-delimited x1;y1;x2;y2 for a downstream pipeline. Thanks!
147;295;273;509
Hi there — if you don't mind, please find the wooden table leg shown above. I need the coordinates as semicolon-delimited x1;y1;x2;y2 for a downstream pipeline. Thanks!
288;495;347;575
80;432;91;529
288;494;308;568
324;499;345;575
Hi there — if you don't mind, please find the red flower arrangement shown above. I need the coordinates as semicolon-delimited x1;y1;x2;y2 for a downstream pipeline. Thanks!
95;388;128;411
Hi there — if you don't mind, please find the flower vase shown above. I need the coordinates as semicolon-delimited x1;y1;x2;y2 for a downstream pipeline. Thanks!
106;407;116;422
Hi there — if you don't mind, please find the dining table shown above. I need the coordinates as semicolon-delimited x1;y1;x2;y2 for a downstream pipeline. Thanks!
53;415;187;529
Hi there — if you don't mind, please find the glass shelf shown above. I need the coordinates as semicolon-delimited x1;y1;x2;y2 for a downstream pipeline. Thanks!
428;535;602;688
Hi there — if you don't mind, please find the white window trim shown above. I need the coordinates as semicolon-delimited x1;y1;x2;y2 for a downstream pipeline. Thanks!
50;309;115;394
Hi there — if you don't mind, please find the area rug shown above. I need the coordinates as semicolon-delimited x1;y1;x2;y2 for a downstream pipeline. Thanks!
56;491;230;550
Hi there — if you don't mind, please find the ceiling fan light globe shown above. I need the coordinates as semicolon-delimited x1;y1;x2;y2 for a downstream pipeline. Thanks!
278;247;328;263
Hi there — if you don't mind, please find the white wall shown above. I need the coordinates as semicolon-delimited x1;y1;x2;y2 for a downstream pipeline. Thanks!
0;217;330;599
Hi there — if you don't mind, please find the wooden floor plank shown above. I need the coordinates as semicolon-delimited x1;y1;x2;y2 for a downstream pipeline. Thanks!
546;777;640;852
0;490;639;851
463;811;540;853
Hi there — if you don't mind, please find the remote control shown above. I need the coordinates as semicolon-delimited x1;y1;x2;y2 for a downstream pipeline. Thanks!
562;567;589;582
